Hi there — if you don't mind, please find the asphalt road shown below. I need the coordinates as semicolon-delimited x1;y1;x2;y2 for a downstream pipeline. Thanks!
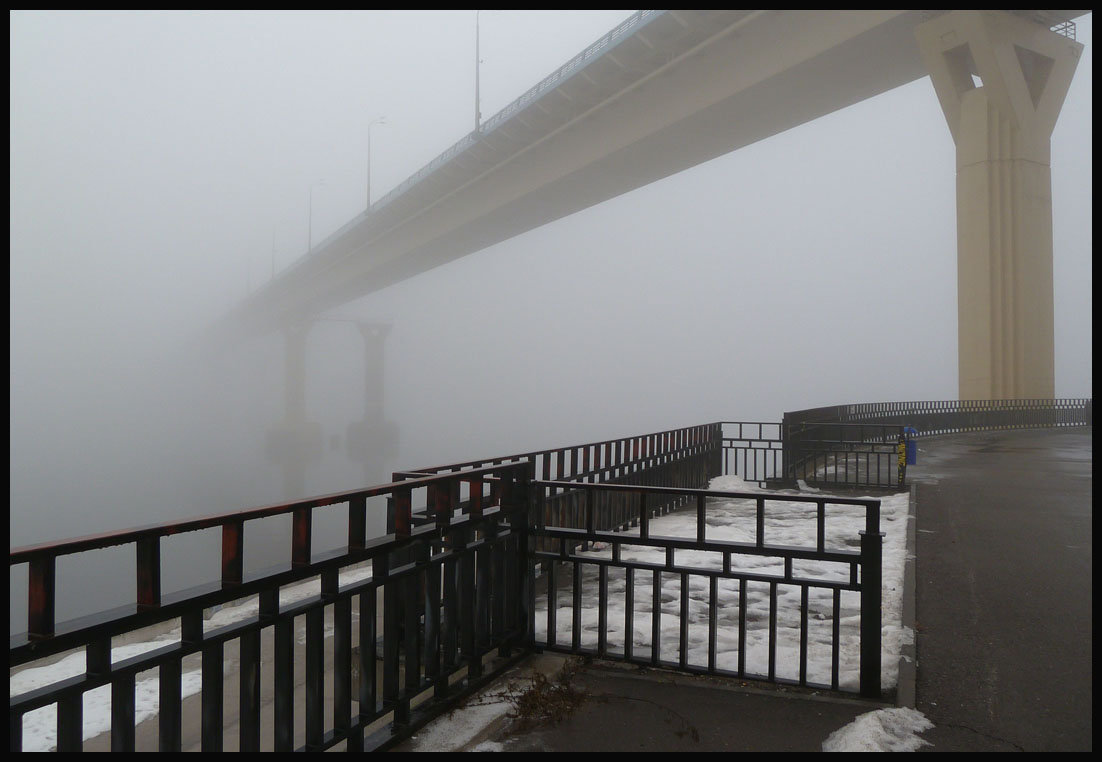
909;427;1092;751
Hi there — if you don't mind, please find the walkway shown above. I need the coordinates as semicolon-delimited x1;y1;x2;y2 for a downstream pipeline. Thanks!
403;426;1092;751
909;427;1093;751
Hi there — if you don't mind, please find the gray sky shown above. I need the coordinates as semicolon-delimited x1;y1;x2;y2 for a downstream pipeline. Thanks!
9;11;1093;554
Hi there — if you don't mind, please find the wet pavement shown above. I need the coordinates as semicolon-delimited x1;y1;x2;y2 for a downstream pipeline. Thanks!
461;427;1093;752
908;427;1092;751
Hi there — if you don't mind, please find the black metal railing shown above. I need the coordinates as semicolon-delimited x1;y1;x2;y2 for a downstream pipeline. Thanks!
10;462;534;752
527;480;884;698
782;422;906;489
784;398;1091;438
718;421;905;489
397;423;723;542
719;422;785;485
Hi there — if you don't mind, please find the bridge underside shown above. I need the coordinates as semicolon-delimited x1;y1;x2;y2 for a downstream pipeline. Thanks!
231;11;945;332
226;10;1088;403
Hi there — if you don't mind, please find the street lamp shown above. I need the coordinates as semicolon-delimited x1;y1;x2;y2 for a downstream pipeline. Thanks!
475;10;481;133
308;179;325;252
366;116;386;211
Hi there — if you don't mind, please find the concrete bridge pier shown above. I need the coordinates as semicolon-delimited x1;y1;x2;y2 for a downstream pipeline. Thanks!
346;322;398;490
916;11;1082;400
265;322;323;499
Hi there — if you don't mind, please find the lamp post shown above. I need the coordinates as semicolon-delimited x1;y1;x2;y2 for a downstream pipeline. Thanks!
366;116;386;211
308;179;325;252
475;10;481;133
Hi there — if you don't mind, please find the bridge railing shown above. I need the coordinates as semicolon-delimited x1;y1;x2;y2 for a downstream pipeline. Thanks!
10;461;534;752
372;10;666;216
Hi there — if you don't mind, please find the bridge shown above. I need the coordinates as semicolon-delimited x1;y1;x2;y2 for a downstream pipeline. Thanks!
227;9;1087;402
9;10;1092;752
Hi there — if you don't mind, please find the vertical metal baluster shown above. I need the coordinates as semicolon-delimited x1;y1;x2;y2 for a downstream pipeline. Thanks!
400;568;419;726
10;711;22;752
708;576;718;673
624;567;634;661
28;556;56;639
334;593;352;739
222;520;244;586
571;560;582;652
492;525;507;650
832;589;841;691
758;496;768;548
57;692;82;752
800;586;809;686
346;595;371;752
348;495;367;551
305;606;324;750
476;530;491;657
274;616;294;751
651;569;661;666
292;507;312;568
136;537;161;611
158;659;181;752
597;564;608;657
359;585;379;724
442;530;459;672
426;553;443;698
459;527;478;679
768;582;778;682
546;561;557;647
382;558;402;727
696;494;706;544
737;579;747;677
860;527;884;699
679;572;689;669
239;627;261;752
201;641;224;752
817;501;826;553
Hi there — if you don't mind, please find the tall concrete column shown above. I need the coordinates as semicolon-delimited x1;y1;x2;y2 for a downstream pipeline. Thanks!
265;322;323;499
346;323;398;488
916;11;1081;400
283;323;308;430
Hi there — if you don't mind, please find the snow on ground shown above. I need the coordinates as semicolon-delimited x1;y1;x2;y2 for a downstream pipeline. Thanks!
11;562;373;752
534;476;912;693
821;707;933;752
403;679;530;752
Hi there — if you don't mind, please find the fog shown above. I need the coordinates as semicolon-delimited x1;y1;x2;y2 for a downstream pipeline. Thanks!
9;11;1092;626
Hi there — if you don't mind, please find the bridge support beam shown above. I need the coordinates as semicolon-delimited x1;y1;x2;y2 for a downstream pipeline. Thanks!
916;11;1081;400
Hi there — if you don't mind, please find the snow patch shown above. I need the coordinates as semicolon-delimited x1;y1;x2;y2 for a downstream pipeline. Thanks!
822;707;933;752
406;683;524;752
